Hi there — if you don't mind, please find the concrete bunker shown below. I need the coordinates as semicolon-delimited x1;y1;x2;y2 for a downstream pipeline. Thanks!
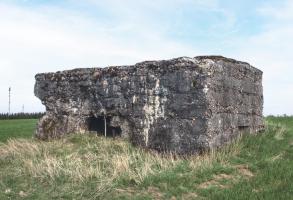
34;56;264;155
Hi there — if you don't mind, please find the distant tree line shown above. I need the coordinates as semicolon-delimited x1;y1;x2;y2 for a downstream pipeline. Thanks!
0;112;45;120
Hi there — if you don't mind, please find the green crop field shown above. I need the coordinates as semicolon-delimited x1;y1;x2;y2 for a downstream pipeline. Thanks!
0;117;292;199
0;119;37;142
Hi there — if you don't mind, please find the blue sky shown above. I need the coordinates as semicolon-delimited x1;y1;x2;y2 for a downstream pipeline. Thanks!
0;0;292;115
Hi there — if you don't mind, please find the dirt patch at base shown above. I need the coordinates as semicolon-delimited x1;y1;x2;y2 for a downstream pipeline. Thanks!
235;165;254;178
115;186;164;199
198;173;234;189
115;187;136;195
181;192;199;199
147;186;164;199
198;165;255;190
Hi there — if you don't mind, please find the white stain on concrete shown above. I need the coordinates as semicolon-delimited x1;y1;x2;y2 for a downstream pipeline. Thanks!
102;80;108;86
102;80;109;94
132;95;137;103
143;79;167;146
203;84;209;94
72;108;78;114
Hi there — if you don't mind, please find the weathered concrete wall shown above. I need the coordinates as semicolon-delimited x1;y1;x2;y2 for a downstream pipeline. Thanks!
34;56;264;154
199;56;264;149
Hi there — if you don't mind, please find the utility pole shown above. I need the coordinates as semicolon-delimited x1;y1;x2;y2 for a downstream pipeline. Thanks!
22;104;24;113
8;87;11;115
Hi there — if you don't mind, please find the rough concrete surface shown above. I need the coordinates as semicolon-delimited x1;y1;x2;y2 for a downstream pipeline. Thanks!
35;56;264;154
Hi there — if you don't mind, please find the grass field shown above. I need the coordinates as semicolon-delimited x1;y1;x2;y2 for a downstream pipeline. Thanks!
0;119;37;142
0;117;292;199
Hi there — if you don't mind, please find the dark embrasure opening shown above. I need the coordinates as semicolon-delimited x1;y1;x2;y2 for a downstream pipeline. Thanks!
238;126;250;132
87;115;122;137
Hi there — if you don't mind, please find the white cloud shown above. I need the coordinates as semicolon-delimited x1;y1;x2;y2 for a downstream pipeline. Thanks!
259;0;293;21
229;0;293;115
0;0;292;115
0;2;199;113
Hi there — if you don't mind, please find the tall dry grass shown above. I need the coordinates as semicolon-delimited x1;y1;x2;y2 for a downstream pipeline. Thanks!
189;134;243;170
0;133;244;197
0;135;178;193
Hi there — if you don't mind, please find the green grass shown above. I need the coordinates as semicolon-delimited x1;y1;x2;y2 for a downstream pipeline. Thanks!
0;117;292;199
0;119;37;142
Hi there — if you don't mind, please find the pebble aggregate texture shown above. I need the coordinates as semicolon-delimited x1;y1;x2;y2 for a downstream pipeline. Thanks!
35;56;264;154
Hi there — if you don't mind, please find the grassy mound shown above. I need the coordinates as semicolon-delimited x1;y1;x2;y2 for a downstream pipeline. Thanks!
0;117;292;199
